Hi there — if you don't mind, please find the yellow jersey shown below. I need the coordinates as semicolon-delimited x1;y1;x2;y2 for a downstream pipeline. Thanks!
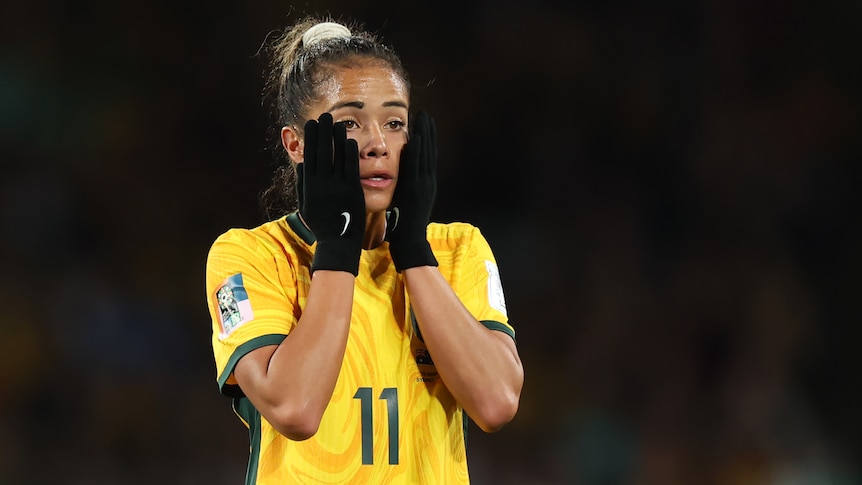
205;212;514;484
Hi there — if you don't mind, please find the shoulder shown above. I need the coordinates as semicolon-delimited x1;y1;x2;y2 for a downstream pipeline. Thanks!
426;221;484;250
208;217;298;260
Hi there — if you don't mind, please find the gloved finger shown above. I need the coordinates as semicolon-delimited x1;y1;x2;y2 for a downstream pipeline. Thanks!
411;112;430;176
333;120;347;178
294;162;305;211
316;112;334;176
427;115;437;177
303;119;319;176
403;134;421;180
411;111;428;140
344;139;360;183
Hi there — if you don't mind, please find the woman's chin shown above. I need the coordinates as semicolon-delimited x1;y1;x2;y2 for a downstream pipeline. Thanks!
364;194;393;214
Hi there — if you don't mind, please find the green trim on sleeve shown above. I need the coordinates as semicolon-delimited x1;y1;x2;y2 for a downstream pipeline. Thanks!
217;334;287;396
480;320;516;342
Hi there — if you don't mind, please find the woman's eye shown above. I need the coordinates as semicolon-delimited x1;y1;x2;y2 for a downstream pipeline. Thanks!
385;120;406;130
341;120;358;129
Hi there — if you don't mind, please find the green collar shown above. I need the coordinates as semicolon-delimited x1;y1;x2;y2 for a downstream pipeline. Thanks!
285;212;315;245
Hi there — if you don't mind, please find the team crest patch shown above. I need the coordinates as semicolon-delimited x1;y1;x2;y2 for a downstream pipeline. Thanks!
215;273;254;338
415;348;434;366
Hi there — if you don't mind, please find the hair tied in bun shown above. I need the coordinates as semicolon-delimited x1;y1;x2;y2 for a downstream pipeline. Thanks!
302;22;352;47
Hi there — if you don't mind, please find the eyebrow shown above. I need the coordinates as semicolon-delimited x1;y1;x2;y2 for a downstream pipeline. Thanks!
327;100;408;111
383;100;408;109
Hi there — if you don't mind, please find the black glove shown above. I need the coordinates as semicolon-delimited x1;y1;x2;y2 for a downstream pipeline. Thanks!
387;111;438;272
299;113;365;275
294;162;305;214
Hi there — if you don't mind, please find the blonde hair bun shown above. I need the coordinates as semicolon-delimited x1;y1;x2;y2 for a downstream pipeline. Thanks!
302;22;352;47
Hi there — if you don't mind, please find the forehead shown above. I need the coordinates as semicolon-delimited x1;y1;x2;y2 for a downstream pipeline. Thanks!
318;62;409;106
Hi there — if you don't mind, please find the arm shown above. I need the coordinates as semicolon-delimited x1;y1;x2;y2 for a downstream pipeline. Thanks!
233;270;354;440
233;114;365;440
389;112;522;431
404;266;523;433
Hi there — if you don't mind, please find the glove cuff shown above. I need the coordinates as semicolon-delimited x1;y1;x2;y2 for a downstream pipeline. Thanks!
389;240;438;273
312;240;362;276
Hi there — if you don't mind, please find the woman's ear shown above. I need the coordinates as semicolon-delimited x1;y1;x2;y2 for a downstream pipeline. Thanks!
281;126;304;164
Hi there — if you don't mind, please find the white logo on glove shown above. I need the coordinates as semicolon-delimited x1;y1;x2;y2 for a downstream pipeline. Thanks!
339;212;351;236
390;207;400;231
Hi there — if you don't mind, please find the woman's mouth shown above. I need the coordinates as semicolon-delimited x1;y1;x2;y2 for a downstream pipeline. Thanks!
360;173;393;189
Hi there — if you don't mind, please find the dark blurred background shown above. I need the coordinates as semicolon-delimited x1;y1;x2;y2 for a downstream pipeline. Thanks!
1;0;860;483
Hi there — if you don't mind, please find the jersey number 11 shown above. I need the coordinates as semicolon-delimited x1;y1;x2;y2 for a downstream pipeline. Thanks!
353;387;399;465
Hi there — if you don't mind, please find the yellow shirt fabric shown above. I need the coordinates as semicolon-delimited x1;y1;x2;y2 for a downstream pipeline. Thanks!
205;212;514;484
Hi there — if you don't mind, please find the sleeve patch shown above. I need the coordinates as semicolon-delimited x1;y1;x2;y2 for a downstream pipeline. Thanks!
485;260;508;317
215;273;254;338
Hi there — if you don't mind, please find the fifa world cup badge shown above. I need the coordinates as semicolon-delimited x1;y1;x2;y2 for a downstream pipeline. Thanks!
215;273;255;337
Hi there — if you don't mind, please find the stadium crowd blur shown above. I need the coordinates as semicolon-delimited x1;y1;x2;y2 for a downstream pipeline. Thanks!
1;0;859;483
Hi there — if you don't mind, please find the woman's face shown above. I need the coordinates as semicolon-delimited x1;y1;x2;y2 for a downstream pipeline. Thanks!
294;62;410;215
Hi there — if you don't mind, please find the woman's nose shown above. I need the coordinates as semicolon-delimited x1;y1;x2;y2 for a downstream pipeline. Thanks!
359;125;389;159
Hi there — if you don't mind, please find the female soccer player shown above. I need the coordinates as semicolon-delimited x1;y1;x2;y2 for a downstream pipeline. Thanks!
205;17;524;484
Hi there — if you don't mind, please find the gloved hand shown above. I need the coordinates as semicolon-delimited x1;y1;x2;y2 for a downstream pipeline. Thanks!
294;162;304;213
387;111;438;272
299;113;365;275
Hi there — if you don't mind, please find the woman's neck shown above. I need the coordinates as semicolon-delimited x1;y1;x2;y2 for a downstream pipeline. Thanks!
363;211;387;250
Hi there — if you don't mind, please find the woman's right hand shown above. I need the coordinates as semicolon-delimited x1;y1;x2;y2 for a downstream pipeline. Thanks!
299;112;365;275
